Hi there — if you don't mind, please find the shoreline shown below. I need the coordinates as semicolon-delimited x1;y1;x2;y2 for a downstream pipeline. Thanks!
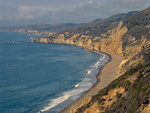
60;53;122;113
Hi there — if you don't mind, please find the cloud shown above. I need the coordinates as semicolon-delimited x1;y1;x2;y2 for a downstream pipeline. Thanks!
16;6;58;19
0;0;150;26
71;0;150;18
87;0;94;4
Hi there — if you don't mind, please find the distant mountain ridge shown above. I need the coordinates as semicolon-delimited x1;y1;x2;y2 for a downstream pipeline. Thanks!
0;23;77;32
0;11;138;33
93;11;138;24
61;11;138;37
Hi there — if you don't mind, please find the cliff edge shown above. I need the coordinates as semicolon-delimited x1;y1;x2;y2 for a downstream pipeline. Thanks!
36;7;150;113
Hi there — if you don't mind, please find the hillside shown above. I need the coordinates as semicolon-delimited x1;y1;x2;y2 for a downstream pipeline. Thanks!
0;11;137;34
72;64;150;113
92;11;138;24
60;11;138;37
36;7;150;113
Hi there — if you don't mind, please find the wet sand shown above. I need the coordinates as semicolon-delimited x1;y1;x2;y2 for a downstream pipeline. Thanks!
60;54;122;113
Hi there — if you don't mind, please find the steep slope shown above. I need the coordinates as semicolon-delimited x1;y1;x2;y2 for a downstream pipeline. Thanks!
70;7;150;113
35;7;150;113
118;7;150;75
72;64;150;113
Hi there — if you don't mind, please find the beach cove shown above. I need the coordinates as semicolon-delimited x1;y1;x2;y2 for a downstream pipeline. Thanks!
35;37;123;113
0;31;110;113
60;54;122;113
35;27;124;112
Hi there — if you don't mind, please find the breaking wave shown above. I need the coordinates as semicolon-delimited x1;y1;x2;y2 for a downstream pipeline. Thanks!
39;52;109;113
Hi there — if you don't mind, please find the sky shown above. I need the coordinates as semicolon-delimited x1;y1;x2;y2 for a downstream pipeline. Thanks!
0;0;150;27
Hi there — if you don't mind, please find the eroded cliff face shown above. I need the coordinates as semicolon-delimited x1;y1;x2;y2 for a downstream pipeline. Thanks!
36;20;149;76
36;37;50;43
118;37;150;76
99;21;127;56
35;7;150;113
36;21;126;55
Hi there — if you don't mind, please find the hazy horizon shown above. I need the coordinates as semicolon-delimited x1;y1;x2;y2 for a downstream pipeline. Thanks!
1;0;150;27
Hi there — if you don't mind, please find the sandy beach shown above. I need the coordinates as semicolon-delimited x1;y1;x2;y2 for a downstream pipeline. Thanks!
60;53;122;113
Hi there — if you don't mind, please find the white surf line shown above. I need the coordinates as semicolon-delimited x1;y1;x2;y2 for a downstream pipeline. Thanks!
39;52;109;113
39;89;87;112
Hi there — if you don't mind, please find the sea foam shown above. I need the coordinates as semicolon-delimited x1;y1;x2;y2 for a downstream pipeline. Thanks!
39;52;109;113
39;89;87;112
87;70;92;74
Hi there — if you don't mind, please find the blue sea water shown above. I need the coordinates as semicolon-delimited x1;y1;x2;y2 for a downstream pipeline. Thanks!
0;31;109;113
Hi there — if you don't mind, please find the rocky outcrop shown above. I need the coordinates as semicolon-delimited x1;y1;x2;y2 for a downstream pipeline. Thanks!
36;37;50;43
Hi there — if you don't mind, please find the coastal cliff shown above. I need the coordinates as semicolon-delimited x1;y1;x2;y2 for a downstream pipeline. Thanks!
36;7;150;113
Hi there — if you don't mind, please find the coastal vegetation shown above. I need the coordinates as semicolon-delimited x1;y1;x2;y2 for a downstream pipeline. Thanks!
35;7;150;113
72;64;150;113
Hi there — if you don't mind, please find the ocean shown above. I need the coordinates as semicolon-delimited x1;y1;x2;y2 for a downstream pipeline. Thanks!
0;31;109;113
